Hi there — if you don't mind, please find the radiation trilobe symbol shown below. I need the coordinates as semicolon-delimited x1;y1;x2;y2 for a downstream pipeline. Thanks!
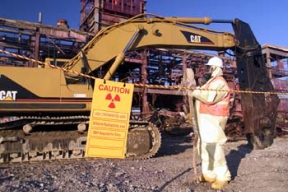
105;93;120;108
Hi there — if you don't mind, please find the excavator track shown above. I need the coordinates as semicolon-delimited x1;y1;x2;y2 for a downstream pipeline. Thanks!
0;115;90;130
0;116;161;164
126;122;161;160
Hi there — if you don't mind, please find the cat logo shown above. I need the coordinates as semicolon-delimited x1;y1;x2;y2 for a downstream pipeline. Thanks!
181;30;214;45
190;35;202;43
0;90;18;101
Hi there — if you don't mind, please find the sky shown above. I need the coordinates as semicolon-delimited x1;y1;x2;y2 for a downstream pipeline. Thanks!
0;0;287;47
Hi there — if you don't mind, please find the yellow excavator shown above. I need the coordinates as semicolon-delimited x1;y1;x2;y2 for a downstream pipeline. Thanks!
0;13;279;163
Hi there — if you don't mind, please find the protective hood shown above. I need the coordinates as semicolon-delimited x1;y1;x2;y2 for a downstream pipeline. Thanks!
211;66;223;77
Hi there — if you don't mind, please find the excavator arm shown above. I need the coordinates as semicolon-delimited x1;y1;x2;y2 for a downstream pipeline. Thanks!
62;13;279;149
63;14;236;79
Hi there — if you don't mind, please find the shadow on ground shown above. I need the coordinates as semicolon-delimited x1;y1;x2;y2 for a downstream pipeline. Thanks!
226;142;252;180
155;132;193;157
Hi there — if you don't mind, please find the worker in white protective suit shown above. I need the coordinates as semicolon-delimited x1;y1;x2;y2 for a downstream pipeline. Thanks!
191;56;231;190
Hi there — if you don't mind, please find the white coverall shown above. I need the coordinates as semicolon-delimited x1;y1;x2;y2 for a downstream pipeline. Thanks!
191;66;231;182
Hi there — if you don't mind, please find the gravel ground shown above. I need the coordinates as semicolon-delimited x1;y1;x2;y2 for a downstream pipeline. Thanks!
1;134;288;192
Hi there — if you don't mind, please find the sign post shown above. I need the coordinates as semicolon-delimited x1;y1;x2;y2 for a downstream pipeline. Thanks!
85;79;134;158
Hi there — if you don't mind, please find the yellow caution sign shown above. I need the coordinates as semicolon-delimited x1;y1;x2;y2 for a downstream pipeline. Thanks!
85;79;134;158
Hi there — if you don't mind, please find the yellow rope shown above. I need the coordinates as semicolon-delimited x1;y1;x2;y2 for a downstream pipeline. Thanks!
1;49;287;95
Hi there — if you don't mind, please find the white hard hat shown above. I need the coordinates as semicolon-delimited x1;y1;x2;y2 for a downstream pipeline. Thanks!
205;56;223;68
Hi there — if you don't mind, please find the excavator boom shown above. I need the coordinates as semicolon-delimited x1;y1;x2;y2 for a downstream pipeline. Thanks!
63;14;236;79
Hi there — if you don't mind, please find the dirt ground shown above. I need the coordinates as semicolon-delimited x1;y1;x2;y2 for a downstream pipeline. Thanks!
0;133;288;192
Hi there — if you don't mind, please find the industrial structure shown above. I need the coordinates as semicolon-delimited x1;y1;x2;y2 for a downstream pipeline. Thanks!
0;0;287;137
80;0;146;33
78;0;288;136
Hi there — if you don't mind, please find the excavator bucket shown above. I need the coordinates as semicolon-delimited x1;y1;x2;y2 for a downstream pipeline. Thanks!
232;19;280;149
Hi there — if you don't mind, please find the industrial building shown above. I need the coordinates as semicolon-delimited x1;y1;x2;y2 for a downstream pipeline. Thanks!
0;0;287;136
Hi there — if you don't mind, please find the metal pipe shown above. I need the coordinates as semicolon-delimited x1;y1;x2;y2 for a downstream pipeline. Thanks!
155;17;233;25
123;29;140;52
104;29;141;79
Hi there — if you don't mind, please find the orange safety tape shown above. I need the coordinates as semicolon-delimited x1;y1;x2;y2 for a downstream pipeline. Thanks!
1;49;288;96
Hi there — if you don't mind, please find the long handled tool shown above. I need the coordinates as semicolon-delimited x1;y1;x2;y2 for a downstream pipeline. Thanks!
190;96;199;183
183;68;199;182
